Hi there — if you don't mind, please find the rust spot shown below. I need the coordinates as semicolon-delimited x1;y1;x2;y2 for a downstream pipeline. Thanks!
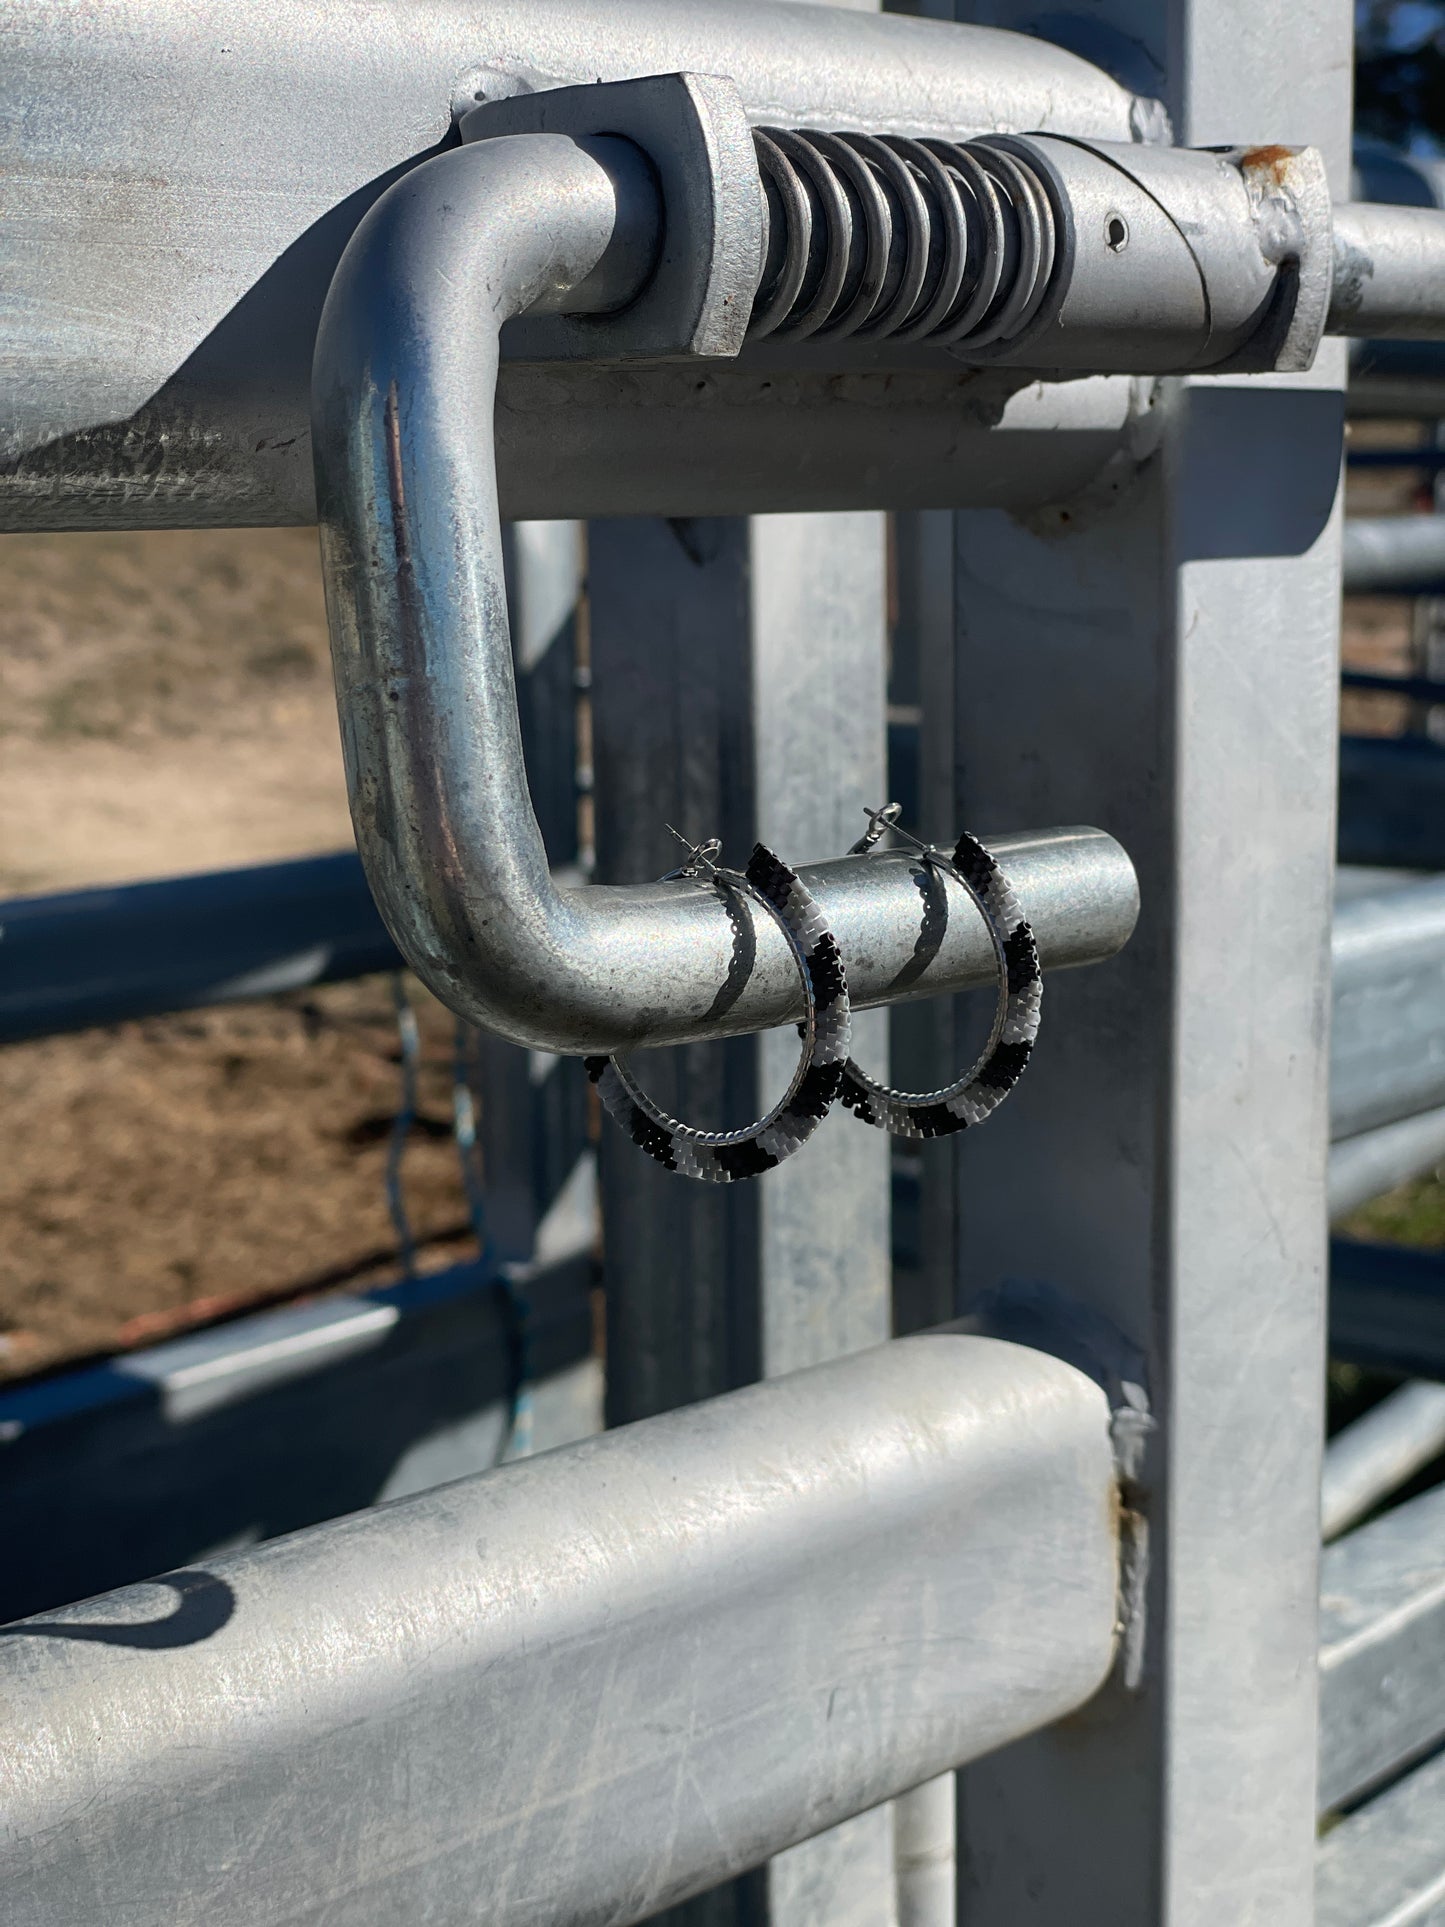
1239;143;1294;188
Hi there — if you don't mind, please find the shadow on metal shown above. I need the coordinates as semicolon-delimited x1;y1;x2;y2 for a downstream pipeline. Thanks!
0;1571;236;1649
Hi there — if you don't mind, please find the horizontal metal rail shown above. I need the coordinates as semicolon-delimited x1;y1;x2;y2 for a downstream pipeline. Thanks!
0;853;397;1044
1347;337;1445;416
1339;736;1445;872
1331;203;1445;341
1318;1481;1445;1813
1341;670;1445;703
1343;516;1445;596
0;1331;1117;1927
1331;875;1445;1140
3;1163;1442;1634
9;2;1445;534
1316;1747;1445;1927
0;1237;597;1627
1330;1105;1445;1221
11;859;1445;1139
1321;1382;1445;1542
9;858;1445;1240
0;832;1137;1049
1330;1237;1445;1380
1343;444;1445;469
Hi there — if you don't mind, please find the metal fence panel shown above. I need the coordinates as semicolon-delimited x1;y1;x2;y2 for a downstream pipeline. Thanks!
1319;1482;1445;1812
589;505;895;1923
1332;877;1445;1139
1317;1749;1445;1927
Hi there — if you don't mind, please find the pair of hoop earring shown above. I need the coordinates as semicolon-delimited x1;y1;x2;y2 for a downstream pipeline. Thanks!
585;805;1042;1184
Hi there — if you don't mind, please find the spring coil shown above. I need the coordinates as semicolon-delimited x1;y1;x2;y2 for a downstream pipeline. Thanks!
749;127;1060;352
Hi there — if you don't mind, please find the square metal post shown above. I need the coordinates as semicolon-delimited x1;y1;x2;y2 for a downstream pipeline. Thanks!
943;4;1350;1920
589;511;891;1927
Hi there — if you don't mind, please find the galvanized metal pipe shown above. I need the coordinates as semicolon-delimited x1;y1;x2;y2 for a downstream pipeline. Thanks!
1347;338;1445;418
1329;1235;1445;1381
1329;1105;1445;1219
1318;1480;1445;1814
1316;1747;1445;1927
314;132;1138;1053
1321;1381;1445;1542
1343;514;1445;594
1339;736;1445;872
1331;202;1445;341
1331;875;1445;1140
894;1775;957;1927
0;1331;1118;1927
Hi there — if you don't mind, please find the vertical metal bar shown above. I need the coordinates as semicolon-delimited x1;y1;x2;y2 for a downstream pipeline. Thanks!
477;521;594;1452
890;509;960;1339
894;1774;957;1927
885;0;976;1897
590;517;762;1442
590;509;891;1927
889;509;962;1927
947;4;1348;1921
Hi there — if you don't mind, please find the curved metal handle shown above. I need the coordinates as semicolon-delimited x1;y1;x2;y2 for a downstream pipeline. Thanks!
312;129;1139;1055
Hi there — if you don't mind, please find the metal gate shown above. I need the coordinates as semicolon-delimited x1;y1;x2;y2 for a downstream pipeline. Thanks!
3;2;1443;1923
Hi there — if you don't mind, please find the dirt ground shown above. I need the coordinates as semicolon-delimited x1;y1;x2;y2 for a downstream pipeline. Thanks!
0;529;477;1379
2;435;1443;1380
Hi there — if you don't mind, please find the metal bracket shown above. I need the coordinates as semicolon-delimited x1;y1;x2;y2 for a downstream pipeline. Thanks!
459;72;765;361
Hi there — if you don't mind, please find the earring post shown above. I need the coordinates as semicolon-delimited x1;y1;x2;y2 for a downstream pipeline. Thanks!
850;801;937;859
662;825;724;881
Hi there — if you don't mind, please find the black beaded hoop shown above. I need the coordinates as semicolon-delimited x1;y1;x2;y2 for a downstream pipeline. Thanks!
839;805;1042;1140
585;839;851;1183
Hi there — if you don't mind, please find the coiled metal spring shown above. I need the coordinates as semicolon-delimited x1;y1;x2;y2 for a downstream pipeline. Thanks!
750;128;1059;351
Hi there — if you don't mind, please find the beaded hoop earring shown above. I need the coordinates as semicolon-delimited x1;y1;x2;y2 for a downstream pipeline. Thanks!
586;835;851;1182
838;803;1041;1139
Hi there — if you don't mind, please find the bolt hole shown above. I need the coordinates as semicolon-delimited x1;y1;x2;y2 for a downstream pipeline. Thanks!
1105;214;1129;253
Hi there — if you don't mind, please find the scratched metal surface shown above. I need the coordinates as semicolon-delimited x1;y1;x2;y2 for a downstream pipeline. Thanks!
0;1;1137;529
0;1333;1116;1927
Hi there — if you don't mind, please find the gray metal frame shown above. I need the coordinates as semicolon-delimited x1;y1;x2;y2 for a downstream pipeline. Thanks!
935;5;1348;1921
589;504;896;1923
1316;1748;1445;1927
13;4;1445;1925
1319;1482;1445;1812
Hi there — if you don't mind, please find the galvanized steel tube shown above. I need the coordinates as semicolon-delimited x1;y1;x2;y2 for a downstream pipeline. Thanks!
314;133;1138;1053
0;1332;1118;1927
1329;1106;1445;1219
1331;202;1445;340
1331;875;1445;1140
1343;514;1445;594
1321;1381;1445;1541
